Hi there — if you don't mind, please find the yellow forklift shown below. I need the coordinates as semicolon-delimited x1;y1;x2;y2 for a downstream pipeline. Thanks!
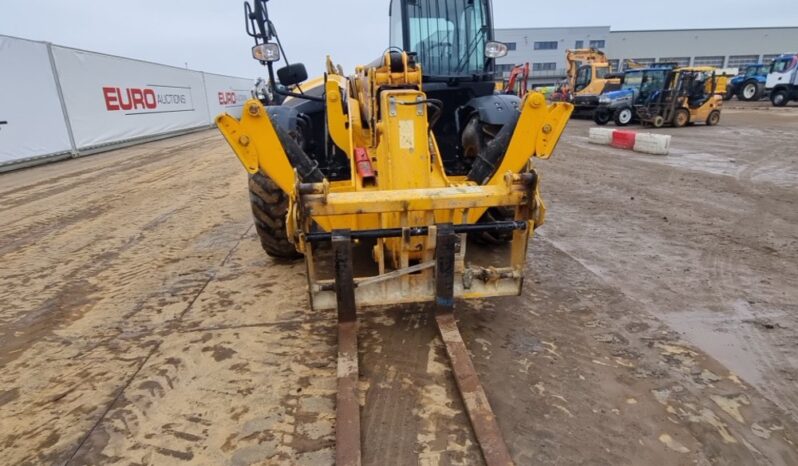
636;67;726;128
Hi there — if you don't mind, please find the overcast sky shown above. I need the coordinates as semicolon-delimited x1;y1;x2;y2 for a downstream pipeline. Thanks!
2;0;797;79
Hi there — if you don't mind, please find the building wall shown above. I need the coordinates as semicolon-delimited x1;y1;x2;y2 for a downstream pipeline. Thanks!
609;27;798;68
496;26;798;86
496;27;610;81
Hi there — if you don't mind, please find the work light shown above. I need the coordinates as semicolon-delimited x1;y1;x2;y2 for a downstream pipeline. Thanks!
485;41;509;59
252;43;280;62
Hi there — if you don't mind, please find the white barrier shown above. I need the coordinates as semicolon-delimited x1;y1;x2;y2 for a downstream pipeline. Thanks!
588;127;671;156
52;45;211;151
0;36;73;166
633;133;671;156
203;72;253;120
0;35;254;171
588;128;614;145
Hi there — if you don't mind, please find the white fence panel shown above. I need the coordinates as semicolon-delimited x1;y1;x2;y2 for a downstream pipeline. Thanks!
51;46;211;150
0;36;73;166
203;73;254;121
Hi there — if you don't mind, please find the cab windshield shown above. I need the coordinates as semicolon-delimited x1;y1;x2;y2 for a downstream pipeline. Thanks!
745;65;765;77
771;58;796;73
623;70;667;100
391;0;492;78
622;71;643;90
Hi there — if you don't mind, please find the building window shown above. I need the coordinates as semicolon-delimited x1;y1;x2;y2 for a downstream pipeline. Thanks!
496;64;515;73
727;55;759;68
534;41;558;50
693;56;724;67
532;62;557;71
608;59;620;72
506;42;517;51
629;58;655;68
660;57;691;67
575;40;584;49
762;54;781;64
589;40;605;49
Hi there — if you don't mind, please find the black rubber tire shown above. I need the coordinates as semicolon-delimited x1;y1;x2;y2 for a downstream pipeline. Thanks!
673;109;690;128
249;172;302;260
723;86;735;101
738;81;762;102
652;115;665;128
706;110;721;126
613;107;634;126
593;109;611;125
771;90;790;107
461;115;514;245
461;115;488;159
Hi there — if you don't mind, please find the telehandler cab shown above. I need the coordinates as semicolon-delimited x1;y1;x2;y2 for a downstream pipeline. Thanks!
216;0;573;463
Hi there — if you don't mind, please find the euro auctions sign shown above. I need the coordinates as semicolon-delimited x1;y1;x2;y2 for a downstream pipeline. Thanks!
103;85;195;114
217;90;249;108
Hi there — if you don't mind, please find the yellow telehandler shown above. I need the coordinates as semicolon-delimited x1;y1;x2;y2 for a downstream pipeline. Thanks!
216;1;573;464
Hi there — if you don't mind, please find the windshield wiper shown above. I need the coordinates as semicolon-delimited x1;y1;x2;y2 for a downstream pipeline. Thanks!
455;26;488;73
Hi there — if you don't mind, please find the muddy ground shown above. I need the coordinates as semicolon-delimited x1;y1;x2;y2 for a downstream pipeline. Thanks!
1;103;797;465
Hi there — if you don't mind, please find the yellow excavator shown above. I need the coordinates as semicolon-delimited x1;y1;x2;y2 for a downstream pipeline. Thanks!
552;48;621;116
216;0;573;464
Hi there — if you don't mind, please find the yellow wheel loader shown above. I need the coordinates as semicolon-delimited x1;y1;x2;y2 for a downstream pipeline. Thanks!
216;1;573;464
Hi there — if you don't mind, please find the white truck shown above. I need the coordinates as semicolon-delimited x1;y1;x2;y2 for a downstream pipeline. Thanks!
767;54;798;107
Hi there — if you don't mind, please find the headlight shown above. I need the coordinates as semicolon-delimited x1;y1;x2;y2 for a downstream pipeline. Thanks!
252;43;280;62
599;96;611;104
485;41;508;59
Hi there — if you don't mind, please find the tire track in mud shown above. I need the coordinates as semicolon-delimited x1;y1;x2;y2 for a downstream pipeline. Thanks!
0;134;218;212
539;114;798;430
64;225;254;465
0;130;257;464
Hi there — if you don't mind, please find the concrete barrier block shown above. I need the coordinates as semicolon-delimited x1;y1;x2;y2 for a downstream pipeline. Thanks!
588;127;614;145
633;133;671;156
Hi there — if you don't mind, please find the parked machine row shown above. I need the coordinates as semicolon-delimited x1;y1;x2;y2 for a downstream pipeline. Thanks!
591;65;724;128
495;51;798;128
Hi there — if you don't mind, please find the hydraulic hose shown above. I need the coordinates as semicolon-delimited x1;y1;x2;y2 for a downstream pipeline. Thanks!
272;121;325;183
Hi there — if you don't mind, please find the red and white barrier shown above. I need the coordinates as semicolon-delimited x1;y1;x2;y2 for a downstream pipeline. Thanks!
588;128;671;156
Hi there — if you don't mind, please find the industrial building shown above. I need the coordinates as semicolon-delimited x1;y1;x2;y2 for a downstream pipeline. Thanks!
496;26;798;85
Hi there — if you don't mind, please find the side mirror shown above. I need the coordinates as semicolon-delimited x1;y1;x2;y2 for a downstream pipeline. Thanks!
277;63;308;87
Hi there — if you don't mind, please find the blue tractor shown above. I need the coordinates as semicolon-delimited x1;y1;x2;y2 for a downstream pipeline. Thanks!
593;65;672;126
726;64;770;101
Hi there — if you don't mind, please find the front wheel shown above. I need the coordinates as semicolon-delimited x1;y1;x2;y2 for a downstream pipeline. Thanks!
739;81;762;101
723;86;735;101
652;115;665;128
706;110;721;126
613;107;634;126
673;109;690;128
771;89;790;107
249;172;303;261
593;109;611;125
462;115;514;245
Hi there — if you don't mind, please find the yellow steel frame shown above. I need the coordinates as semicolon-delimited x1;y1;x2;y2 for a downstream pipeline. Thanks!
216;52;573;308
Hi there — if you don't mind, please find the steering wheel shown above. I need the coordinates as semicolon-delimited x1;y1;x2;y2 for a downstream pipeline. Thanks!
429;42;454;54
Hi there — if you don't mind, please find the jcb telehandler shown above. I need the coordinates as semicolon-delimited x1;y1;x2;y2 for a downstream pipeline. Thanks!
216;1;573;464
